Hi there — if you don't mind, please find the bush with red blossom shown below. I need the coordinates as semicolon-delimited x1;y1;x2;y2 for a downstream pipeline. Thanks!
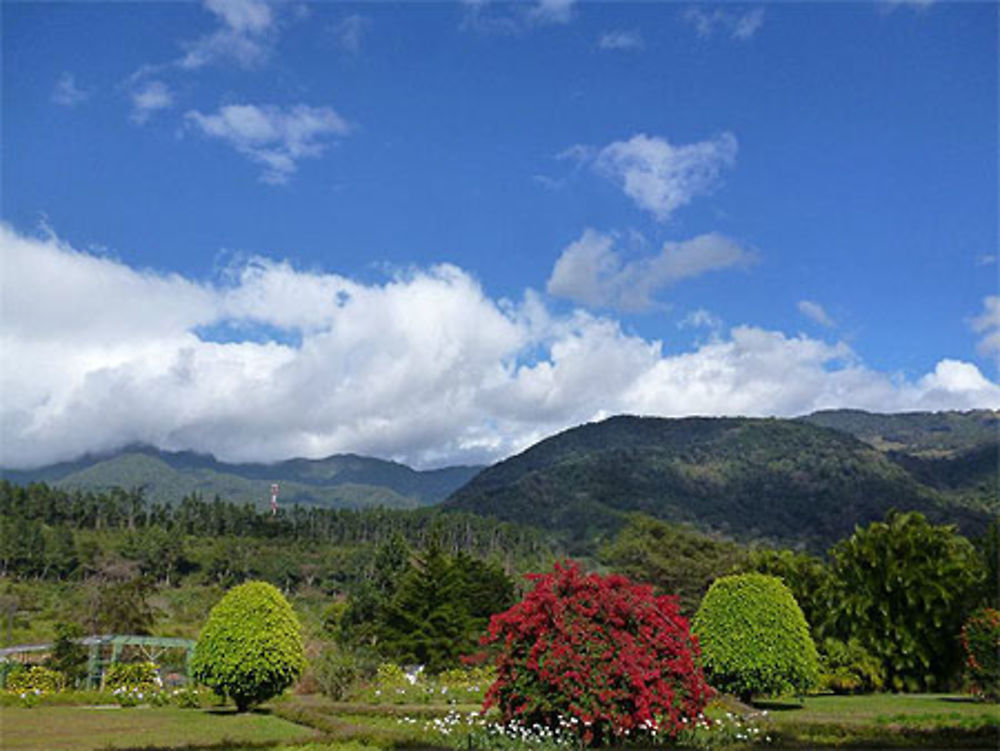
480;560;712;746
961;607;1000;700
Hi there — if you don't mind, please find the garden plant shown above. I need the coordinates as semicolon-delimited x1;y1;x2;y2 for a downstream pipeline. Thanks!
190;580;305;711
693;573;819;702
481;560;712;746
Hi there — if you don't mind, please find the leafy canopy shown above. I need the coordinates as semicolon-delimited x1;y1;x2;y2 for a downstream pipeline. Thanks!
191;580;305;711
826;510;983;691
693;573;820;701
600;514;747;615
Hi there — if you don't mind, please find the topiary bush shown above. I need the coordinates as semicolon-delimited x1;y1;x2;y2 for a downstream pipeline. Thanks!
481;560;712;746
190;580;305;711
693;573;819;702
961;607;1000;700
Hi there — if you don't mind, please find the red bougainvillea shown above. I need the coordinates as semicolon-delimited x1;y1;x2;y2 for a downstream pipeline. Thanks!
481;560;712;746
961;607;1000;699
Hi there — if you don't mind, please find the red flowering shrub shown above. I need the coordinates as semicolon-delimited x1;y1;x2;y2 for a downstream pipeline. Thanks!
481;560;712;746
961;607;1000;700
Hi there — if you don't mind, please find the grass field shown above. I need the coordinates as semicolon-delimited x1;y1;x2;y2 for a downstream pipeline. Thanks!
0;705;322;751
756;694;1000;748
1;694;997;750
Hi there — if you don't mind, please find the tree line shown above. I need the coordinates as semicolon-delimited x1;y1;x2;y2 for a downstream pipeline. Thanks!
0;480;554;585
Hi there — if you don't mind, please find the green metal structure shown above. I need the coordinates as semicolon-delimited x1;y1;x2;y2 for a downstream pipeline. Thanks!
0;635;195;689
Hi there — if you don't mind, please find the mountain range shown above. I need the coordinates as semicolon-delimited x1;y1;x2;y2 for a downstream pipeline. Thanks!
2;409;996;550
444;411;997;552
1;445;482;510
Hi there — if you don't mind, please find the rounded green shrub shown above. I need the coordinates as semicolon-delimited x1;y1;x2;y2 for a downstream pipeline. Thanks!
190;580;305;711
104;661;160;692
693;573;819;702
6;665;64;695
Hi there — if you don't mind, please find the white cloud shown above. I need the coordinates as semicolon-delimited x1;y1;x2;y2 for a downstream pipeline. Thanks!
547;229;754;311
578;132;738;221
678;308;723;331
179;0;277;70
529;0;575;25
51;73;90;107
185;103;351;184
333;14;368;55
971;296;1000;360
798;300;836;328
204;0;273;34
130;81;174;125
684;7;765;40
3;224;998;470
598;30;644;51
461;0;575;33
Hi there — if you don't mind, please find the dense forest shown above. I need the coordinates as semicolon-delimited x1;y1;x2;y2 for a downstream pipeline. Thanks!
445;415;996;552
0;480;554;648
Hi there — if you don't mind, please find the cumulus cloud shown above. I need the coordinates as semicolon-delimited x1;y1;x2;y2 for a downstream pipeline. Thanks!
2;224;998;470
684;7;765;40
179;0;277;69
185;103;351;184
547;229;754;311
598;30;643;51
971;296;1000;360
798;300;835;328
51;73;90;107
570;132;738;221
130;81;174;124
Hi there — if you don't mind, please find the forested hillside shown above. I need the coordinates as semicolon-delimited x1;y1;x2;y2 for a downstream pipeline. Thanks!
0;480;555;647
800;409;998;455
1;446;482;510
444;415;994;552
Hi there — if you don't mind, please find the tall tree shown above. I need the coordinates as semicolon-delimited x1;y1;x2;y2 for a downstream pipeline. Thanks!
601;514;747;615
826;510;985;691
377;543;471;672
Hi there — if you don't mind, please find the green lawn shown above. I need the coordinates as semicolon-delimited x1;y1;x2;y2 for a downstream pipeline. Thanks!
756;694;1000;748
1;694;997;751
0;705;322;751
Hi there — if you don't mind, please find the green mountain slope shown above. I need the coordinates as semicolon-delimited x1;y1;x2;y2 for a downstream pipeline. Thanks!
2;446;482;510
799;409;998;514
443;415;993;552
800;409;999;456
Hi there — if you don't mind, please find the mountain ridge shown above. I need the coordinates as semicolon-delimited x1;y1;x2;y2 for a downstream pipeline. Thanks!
443;413;996;552
1;444;484;511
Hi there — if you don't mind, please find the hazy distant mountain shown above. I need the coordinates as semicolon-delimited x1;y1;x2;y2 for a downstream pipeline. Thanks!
444;414;995;553
1;446;483;510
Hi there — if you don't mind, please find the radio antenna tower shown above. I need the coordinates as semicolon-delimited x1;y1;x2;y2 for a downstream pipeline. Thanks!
270;483;280;515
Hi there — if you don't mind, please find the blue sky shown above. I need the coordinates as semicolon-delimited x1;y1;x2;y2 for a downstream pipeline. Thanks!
2;0;998;468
